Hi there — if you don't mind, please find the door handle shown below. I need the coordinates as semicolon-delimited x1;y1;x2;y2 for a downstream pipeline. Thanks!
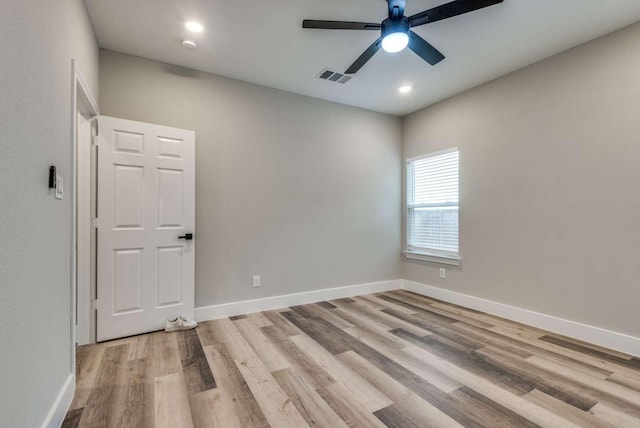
178;233;193;241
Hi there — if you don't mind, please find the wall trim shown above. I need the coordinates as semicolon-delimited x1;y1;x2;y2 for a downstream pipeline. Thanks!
195;279;402;321
403;279;640;357
41;374;74;428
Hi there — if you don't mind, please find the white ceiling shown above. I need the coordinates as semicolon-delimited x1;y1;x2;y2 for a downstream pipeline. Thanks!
85;0;640;116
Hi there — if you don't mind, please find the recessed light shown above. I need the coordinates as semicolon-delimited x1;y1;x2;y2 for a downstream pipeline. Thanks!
185;21;204;33
398;85;412;94
182;40;197;49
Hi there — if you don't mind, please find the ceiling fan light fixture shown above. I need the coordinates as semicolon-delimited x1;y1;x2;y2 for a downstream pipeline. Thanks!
382;32;409;53
381;17;410;53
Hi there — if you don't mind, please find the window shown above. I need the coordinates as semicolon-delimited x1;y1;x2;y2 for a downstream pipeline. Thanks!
406;148;460;264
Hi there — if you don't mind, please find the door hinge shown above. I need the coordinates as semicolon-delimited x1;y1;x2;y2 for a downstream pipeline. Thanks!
91;218;99;228
91;299;98;310
91;134;99;147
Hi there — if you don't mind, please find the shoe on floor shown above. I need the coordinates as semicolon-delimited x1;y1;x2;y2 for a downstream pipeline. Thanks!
165;316;198;332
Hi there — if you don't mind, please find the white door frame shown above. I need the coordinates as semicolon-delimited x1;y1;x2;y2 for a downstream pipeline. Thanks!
71;60;99;363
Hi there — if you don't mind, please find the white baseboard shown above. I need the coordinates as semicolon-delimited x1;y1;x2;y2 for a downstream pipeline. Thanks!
195;279;402;321
403;279;640;358
41;373;74;428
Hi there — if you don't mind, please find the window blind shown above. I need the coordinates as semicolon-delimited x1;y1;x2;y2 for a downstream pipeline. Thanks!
407;149;459;256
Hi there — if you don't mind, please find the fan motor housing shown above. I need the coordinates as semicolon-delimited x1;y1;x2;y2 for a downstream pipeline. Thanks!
381;16;410;38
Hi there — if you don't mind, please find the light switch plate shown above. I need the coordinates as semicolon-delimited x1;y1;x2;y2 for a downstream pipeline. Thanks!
55;175;63;200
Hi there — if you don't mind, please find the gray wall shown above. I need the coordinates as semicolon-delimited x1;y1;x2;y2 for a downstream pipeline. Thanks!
403;22;640;338
99;50;402;308
0;0;99;426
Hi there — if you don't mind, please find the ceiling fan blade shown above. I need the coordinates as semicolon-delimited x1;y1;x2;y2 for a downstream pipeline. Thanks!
409;0;503;27
302;20;381;30
408;31;445;65
345;37;383;74
387;0;406;19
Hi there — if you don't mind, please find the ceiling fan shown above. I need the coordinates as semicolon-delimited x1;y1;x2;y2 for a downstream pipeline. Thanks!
303;0;504;74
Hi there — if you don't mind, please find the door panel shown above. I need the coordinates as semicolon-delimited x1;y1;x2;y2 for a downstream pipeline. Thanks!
97;116;195;341
114;165;144;229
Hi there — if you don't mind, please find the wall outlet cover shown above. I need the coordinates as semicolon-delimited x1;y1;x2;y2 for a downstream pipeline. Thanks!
252;275;261;288
439;268;446;279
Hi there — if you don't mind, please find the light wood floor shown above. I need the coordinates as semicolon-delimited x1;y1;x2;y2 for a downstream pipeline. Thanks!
63;290;640;427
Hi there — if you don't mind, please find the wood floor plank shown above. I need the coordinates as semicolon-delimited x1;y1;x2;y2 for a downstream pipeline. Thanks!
393;327;598;411
400;345;584;428
176;329;217;394
155;371;194;428
202;344;269;428
260;324;335;390
261;310;304;337
289;333;393;412
66;291;640;427
153;330;183;377
341;327;463;393
540;335;640;370
282;309;352;354
338;351;464;428
489;324;547;340
229;314;248;321
302;303;354;329
78;344;129;428
392;328;538;396
381;307;487;351
61;408;83;428
190;389;241;428
331;297;356;305
377;294;464;324
271;368;348;428
70;344;107;410
388;290;496;330
212;318;310;428
288;316;483;425
316;383;387;428
545;333;635;360
590;402;640;428
448;386;540;428
373;405;426;428
526;355;640;408
335;298;433;337
113;358;148;428
474;347;640;419
606;371;640;392
246;312;273;328
127;333;153;361
328;306;408;350
358;294;418;315
523;389;616;428
447;316;618;377
316;301;337;310
234;318;291;372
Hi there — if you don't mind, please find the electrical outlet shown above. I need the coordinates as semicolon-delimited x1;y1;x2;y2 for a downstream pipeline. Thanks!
439;268;446;279
252;275;261;288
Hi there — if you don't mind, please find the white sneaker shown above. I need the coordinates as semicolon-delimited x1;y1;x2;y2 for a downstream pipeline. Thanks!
165;316;198;332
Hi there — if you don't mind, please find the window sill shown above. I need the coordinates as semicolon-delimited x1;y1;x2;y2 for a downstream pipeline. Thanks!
403;250;461;266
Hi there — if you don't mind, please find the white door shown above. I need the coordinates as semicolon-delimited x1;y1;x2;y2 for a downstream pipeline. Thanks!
97;116;195;341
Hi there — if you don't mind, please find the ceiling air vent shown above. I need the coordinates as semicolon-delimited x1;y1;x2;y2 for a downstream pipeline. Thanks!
317;68;352;85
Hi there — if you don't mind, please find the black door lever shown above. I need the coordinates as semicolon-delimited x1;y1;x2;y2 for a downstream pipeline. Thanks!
178;233;193;240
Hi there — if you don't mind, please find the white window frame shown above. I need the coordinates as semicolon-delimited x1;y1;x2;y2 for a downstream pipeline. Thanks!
404;147;461;266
